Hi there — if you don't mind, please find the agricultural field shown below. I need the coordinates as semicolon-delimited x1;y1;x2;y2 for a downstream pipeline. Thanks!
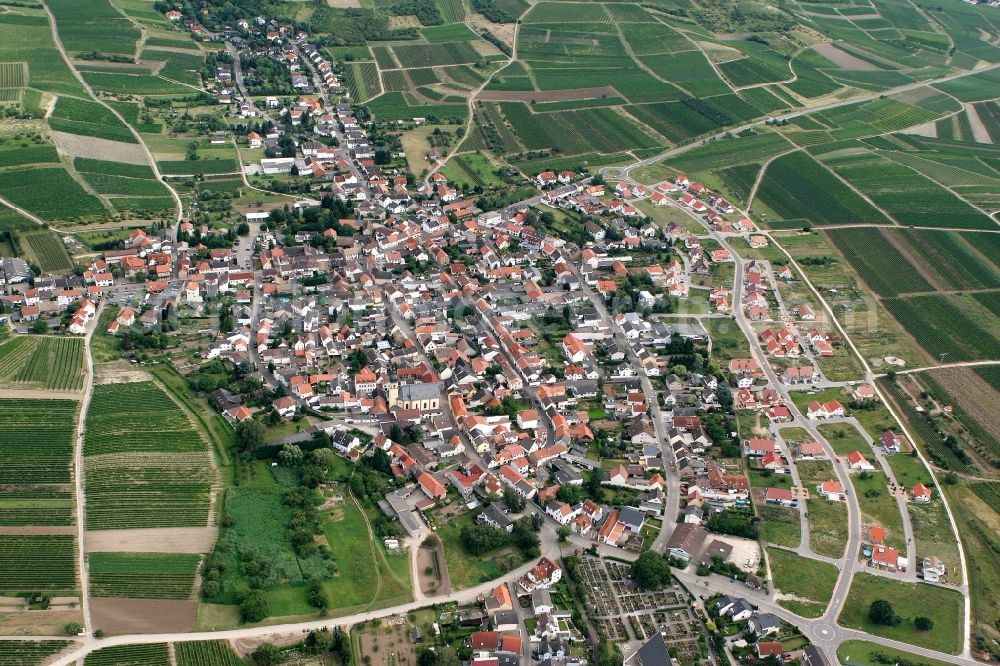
753;151;891;227
84;380;213;530
49;96;137;144
20;228;73;273
825;228;932;298
174;641;244;666
882;294;1000;362
0;487;73;527
0;398;77;485
888;229;1000;291
822;149;995;230
0;167;108;221
89;552;200;599
84;644;171;666
0;336;84;391
48;0;140;57
0;641;71;666
0;535;76;594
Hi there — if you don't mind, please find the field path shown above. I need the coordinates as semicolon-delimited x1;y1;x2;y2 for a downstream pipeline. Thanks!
72;299;103;637
39;0;184;226
746;146;798;209
425;13;524;185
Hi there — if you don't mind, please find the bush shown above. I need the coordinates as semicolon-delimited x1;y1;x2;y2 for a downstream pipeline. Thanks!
915;616;934;631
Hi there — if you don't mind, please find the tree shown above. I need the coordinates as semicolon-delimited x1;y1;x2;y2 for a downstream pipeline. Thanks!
503;486;525;512
29;318;48;334
420;647;460;666
240;589;269;623
236;419;265;453
915;616;934;631
556;484;583;505
278;443;304;466
252;642;282;665
557;525;571;543
868;599;901;626
63;622;82;635
631;551;671;590
307;581;329;613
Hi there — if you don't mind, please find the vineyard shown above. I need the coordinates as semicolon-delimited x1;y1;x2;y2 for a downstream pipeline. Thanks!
921;372;1000;462
0;336;84;391
84;452;212;529
174;641;245;666
84;382;206;455
21;228;73;273
0;398;77;484
968;482;1000;515
89;552;199;599
891;229;1000;292
0;488;73;526
823;150;995;230
0;62;24;88
825;228;933;297
84;644;171;666
0;641;69;666
754;151;891;227
0;535;75;593
883;295;1000;362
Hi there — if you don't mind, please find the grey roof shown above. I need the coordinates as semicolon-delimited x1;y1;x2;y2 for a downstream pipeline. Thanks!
631;632;670;666
619;506;646;529
803;646;831;666
750;612;781;633
399;381;440;401
493;610;518;627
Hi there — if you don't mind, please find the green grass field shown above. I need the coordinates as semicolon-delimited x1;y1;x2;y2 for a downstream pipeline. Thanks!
839;573;964;653
768;547;837;618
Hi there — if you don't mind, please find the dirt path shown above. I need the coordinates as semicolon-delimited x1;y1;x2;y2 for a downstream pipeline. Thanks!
40;0;184;224
746;146;798;209
0;388;82;399
0;526;76;535
72;299;103;636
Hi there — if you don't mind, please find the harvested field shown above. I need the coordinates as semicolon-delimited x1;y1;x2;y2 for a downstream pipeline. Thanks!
325;0;361;6
477;86;618;102
84;527;218;553
0;608;82;637
90;598;197;634
49;131;147;165
812;42;878;71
